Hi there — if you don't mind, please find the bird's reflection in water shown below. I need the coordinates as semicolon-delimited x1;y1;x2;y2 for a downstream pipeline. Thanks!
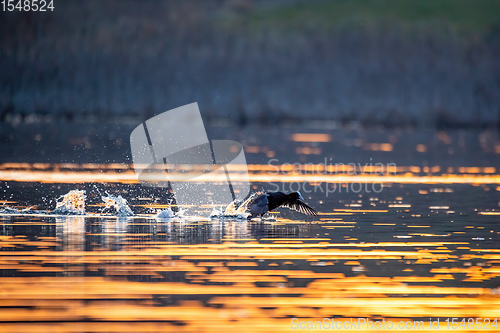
151;218;253;244
51;217;307;252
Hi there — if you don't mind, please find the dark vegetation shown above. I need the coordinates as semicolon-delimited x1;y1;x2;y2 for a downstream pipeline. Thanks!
1;0;500;128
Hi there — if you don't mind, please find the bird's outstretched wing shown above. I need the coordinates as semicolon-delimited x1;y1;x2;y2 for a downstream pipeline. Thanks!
283;200;318;216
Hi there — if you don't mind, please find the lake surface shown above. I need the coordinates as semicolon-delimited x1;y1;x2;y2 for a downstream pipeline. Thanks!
0;124;499;332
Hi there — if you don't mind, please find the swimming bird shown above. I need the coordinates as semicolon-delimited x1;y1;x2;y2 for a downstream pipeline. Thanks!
248;191;318;218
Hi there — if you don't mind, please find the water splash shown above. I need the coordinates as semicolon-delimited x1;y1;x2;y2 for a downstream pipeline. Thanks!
21;207;48;214
223;200;242;215
156;207;186;219
0;187;260;219
156;208;175;218
102;195;134;217
211;193;257;219
210;206;223;218
176;207;186;217
53;190;86;215
0;206;19;214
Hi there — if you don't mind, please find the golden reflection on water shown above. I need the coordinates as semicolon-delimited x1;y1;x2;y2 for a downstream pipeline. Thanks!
0;163;499;184
0;163;499;331
0;214;498;332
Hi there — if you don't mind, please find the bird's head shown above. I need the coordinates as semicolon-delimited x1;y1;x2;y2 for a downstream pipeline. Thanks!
290;191;305;201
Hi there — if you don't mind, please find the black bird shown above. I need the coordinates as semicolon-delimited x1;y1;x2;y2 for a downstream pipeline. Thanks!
248;191;318;218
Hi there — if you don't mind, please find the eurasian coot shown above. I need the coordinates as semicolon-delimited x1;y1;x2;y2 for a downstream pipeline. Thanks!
248;191;318;218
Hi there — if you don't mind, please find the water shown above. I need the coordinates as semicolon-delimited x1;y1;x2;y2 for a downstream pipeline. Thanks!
0;125;499;332
53;189;86;215
101;194;134;217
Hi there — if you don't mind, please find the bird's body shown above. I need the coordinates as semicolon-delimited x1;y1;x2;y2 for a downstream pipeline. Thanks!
248;191;318;218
